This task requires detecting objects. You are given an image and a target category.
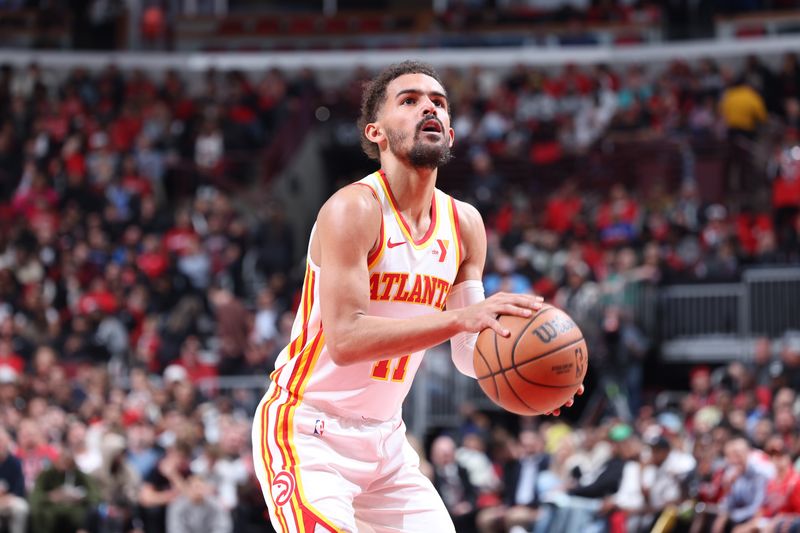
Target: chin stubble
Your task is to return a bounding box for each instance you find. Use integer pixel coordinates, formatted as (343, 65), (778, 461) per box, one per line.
(386, 122), (453, 169)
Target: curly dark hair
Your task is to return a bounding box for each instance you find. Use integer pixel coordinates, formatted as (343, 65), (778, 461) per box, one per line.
(357, 61), (446, 162)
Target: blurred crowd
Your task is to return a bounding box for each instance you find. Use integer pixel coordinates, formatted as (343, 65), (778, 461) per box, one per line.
(427, 337), (800, 533)
(0, 47), (799, 533)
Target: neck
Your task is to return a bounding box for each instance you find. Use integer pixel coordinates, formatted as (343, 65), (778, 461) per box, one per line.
(381, 158), (437, 222)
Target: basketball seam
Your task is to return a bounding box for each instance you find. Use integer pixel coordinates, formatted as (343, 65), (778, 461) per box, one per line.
(512, 337), (586, 387)
(480, 336), (585, 381)
(492, 324), (503, 379)
(474, 344), (499, 400)
(511, 367), (584, 388)
(493, 320), (540, 413)
(499, 368), (540, 413)
(511, 306), (559, 369)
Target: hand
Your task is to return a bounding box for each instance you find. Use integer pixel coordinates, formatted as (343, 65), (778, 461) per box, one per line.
(457, 292), (544, 337)
(599, 497), (616, 514)
(452, 501), (473, 516)
(48, 488), (67, 503)
(545, 384), (584, 416)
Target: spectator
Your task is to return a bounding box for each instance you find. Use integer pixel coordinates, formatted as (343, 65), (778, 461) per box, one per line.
(251, 288), (279, 346)
(597, 432), (645, 533)
(711, 438), (768, 533)
(477, 429), (549, 533)
(15, 418), (59, 492)
(29, 444), (99, 533)
(0, 426), (28, 533)
(190, 428), (248, 512)
(569, 423), (629, 499)
(732, 436), (800, 533)
(536, 423), (631, 533)
(455, 432), (500, 495)
(637, 435), (696, 531)
(86, 432), (140, 533)
(138, 442), (190, 533)
(166, 474), (232, 533)
(719, 76), (768, 205)
(208, 285), (250, 375)
(431, 435), (478, 533)
(125, 420), (161, 481)
(67, 419), (102, 475)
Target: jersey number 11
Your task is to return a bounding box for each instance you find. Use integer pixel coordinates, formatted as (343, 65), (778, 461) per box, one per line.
(370, 355), (410, 382)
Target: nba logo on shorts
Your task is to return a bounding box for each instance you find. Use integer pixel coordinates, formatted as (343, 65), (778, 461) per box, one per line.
(271, 471), (295, 507)
(314, 419), (325, 436)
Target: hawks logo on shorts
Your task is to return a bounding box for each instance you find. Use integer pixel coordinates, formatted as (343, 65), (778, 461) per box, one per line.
(271, 471), (296, 507)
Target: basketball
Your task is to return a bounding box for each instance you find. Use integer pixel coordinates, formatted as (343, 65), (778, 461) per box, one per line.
(473, 304), (588, 415)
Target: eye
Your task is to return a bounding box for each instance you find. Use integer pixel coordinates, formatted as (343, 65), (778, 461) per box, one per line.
(402, 97), (415, 105)
(434, 100), (445, 108)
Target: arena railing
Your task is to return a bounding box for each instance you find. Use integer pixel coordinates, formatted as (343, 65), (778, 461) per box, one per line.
(649, 267), (800, 362)
(2, 33), (800, 73)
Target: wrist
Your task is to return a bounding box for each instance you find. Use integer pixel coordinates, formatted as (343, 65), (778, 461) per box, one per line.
(446, 308), (466, 335)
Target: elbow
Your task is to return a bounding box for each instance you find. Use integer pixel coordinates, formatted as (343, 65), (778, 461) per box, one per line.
(325, 333), (358, 366)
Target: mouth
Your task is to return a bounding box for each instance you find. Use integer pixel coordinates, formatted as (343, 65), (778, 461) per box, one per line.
(419, 119), (443, 134)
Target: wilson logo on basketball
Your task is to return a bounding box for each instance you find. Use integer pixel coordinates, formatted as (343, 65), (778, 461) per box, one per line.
(575, 347), (586, 379)
(532, 316), (577, 343)
(550, 362), (574, 376)
(271, 471), (295, 507)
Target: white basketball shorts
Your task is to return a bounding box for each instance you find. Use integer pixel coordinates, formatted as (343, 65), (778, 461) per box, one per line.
(251, 382), (455, 533)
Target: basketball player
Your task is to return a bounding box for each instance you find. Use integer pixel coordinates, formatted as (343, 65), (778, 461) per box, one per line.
(252, 61), (583, 533)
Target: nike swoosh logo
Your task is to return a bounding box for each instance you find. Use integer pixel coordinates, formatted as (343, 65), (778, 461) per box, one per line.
(387, 238), (407, 249)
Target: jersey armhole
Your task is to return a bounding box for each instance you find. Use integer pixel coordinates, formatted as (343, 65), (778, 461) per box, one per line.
(349, 182), (384, 268)
(449, 197), (464, 268)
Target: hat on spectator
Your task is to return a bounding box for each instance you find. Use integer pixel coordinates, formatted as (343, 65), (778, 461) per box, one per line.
(122, 409), (144, 427)
(0, 367), (17, 384)
(608, 423), (633, 442)
(656, 412), (683, 436)
(647, 435), (671, 450)
(694, 406), (722, 432)
(163, 364), (188, 384)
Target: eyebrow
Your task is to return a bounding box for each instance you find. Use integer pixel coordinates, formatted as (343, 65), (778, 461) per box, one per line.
(395, 88), (449, 102)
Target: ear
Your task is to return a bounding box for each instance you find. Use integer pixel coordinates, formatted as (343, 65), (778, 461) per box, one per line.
(447, 126), (455, 148)
(365, 122), (385, 148)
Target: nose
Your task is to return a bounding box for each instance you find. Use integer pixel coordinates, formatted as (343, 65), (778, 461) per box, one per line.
(420, 96), (438, 118)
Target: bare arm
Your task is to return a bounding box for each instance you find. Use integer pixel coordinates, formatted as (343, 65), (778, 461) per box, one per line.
(317, 187), (540, 366)
(139, 482), (178, 507)
(452, 199), (487, 285)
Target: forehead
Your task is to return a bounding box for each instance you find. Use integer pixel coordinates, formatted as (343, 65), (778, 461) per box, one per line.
(385, 73), (447, 99)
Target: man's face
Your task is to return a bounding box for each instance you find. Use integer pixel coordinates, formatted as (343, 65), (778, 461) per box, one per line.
(651, 447), (669, 465)
(373, 73), (454, 169)
(724, 441), (748, 470)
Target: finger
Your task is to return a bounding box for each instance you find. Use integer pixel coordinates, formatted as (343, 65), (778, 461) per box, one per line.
(564, 398), (574, 408)
(496, 304), (534, 318)
(550, 408), (561, 417)
(577, 384), (585, 396)
(488, 319), (510, 338)
(517, 295), (544, 309)
(496, 294), (543, 309)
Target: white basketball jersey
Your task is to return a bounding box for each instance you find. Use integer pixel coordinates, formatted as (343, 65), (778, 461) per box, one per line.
(270, 170), (463, 421)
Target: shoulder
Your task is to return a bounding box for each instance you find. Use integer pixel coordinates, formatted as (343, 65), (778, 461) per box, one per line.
(451, 198), (485, 249)
(451, 198), (483, 231)
(318, 183), (382, 227)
